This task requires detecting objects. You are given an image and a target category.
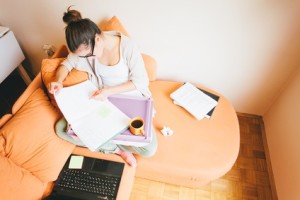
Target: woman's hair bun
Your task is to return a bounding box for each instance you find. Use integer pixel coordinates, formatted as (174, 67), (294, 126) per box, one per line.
(63, 6), (82, 24)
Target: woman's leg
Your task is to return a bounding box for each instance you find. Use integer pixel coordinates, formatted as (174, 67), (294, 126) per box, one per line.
(55, 117), (86, 147)
(55, 117), (158, 166)
(55, 117), (118, 153)
(114, 130), (157, 167)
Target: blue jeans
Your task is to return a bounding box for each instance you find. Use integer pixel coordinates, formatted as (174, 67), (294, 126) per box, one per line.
(55, 117), (157, 156)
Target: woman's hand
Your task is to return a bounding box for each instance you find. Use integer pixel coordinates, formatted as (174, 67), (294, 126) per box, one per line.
(90, 81), (135, 101)
(48, 81), (63, 95)
(90, 88), (112, 101)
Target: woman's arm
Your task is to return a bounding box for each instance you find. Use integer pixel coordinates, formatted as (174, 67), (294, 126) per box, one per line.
(124, 37), (149, 92)
(90, 81), (136, 100)
(48, 65), (69, 94)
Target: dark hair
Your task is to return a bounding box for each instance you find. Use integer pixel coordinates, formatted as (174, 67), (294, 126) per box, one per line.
(63, 6), (101, 52)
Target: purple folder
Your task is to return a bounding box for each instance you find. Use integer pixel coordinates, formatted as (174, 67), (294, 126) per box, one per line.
(108, 94), (153, 147)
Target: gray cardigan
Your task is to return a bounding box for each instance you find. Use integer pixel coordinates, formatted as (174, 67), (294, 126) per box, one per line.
(61, 31), (151, 97)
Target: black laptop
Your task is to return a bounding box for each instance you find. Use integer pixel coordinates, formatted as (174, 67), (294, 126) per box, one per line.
(45, 155), (124, 200)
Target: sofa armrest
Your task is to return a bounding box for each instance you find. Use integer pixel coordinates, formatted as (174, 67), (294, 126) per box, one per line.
(0, 114), (12, 128)
(12, 73), (43, 114)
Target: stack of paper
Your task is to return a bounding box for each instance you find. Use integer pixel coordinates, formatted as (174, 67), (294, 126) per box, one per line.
(54, 80), (130, 151)
(170, 82), (218, 120)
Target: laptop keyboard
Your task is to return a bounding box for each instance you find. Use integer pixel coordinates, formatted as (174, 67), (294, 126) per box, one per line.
(57, 168), (120, 198)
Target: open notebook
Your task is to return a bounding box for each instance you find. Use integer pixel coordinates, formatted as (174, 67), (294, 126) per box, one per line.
(54, 80), (130, 151)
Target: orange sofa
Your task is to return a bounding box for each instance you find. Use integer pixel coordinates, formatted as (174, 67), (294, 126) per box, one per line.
(0, 71), (135, 200)
(0, 16), (240, 200)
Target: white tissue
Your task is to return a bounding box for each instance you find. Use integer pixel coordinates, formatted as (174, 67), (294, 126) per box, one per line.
(161, 126), (174, 136)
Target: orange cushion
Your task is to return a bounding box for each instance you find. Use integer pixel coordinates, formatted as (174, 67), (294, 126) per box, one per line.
(41, 58), (89, 88)
(41, 58), (89, 107)
(0, 88), (75, 182)
(101, 16), (129, 36)
(141, 54), (157, 81)
(0, 114), (12, 128)
(0, 155), (46, 200)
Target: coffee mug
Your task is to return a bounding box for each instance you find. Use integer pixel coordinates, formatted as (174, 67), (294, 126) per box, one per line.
(129, 117), (144, 135)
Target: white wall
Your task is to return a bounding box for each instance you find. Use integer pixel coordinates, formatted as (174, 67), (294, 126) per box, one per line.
(263, 66), (300, 200)
(0, 0), (300, 115)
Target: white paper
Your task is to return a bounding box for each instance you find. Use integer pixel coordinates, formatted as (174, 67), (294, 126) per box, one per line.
(170, 82), (218, 120)
(55, 80), (130, 151)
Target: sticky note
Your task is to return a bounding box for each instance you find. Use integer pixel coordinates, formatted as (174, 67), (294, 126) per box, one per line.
(68, 155), (84, 169)
(99, 106), (111, 118)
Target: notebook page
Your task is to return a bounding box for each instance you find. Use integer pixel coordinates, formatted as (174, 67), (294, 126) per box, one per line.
(55, 80), (130, 151)
(170, 82), (218, 120)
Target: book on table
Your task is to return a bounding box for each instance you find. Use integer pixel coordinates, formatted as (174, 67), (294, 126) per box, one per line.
(54, 80), (130, 152)
(170, 82), (218, 120)
(198, 88), (220, 118)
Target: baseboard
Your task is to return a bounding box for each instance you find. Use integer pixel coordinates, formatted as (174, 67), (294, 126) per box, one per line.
(259, 117), (278, 200)
(237, 112), (278, 200)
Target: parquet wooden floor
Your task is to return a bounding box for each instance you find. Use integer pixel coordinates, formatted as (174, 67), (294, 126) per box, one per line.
(130, 113), (275, 200)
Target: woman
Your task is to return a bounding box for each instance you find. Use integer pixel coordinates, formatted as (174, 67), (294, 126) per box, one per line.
(48, 7), (157, 167)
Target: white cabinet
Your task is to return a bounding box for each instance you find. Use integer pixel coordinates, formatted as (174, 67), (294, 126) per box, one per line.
(0, 26), (31, 85)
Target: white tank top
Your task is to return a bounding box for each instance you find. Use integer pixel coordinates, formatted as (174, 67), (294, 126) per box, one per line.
(95, 56), (128, 87)
(95, 56), (143, 97)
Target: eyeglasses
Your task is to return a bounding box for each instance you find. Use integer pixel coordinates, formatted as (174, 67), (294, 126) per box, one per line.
(79, 39), (95, 58)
